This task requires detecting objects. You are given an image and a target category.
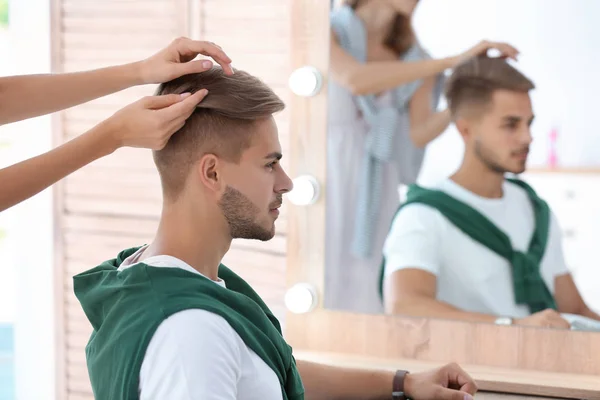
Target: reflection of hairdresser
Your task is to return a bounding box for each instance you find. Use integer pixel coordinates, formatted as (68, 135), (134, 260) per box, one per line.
(325, 0), (519, 313)
(0, 38), (233, 213)
(381, 56), (600, 328)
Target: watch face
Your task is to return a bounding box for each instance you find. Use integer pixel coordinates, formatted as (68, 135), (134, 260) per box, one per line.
(392, 392), (407, 400)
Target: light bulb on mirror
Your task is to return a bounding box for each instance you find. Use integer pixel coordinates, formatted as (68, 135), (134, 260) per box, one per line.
(284, 283), (318, 314)
(288, 66), (323, 97)
(287, 175), (320, 206)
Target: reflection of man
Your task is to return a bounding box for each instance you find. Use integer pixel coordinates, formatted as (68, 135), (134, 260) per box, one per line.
(381, 56), (600, 329)
(74, 68), (478, 400)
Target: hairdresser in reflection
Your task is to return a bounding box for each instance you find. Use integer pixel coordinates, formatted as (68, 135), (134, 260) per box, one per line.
(325, 0), (519, 313)
(381, 56), (600, 329)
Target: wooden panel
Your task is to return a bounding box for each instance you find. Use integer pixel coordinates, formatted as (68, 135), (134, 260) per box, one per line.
(285, 0), (329, 292)
(54, 0), (188, 399)
(203, 0), (288, 19)
(62, 1), (179, 17)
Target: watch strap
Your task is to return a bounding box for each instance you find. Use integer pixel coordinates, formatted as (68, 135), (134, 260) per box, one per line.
(392, 370), (410, 400)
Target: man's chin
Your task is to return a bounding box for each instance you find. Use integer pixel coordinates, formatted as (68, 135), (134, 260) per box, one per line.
(504, 159), (528, 175)
(254, 232), (275, 242)
(236, 225), (276, 242)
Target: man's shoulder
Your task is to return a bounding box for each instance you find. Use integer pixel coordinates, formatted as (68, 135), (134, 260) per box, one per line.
(390, 199), (447, 236)
(504, 178), (556, 213)
(395, 181), (450, 222)
(140, 310), (245, 398)
(151, 309), (243, 356)
(161, 309), (238, 338)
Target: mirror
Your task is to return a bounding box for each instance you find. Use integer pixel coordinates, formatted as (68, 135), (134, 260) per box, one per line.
(322, 0), (600, 334)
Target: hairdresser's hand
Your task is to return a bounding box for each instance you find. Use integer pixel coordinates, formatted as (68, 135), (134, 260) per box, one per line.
(514, 309), (571, 329)
(135, 37), (234, 84)
(453, 40), (520, 67)
(100, 90), (208, 151)
(404, 363), (478, 400)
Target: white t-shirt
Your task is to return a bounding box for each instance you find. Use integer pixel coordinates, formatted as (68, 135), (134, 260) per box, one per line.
(119, 248), (283, 400)
(383, 179), (569, 318)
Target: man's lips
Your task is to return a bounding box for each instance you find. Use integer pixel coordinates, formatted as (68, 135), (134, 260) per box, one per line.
(513, 150), (529, 159)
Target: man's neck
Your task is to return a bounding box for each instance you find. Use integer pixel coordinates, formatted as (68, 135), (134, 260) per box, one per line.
(450, 158), (506, 199)
(142, 203), (231, 281)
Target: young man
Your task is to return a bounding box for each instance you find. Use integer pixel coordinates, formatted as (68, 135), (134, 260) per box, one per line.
(74, 67), (478, 400)
(382, 56), (600, 329)
(0, 37), (233, 212)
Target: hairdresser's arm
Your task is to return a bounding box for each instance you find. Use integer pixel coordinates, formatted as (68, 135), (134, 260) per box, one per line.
(330, 36), (519, 96)
(408, 77), (451, 148)
(0, 91), (206, 212)
(0, 37), (232, 125)
(329, 34), (453, 96)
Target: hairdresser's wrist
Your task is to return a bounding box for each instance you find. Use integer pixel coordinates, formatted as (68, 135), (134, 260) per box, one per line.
(445, 56), (461, 70)
(90, 117), (123, 156)
(120, 61), (146, 86)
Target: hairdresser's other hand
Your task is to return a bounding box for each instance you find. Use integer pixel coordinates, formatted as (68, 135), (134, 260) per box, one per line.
(404, 362), (478, 400)
(453, 40), (520, 67)
(101, 90), (208, 151)
(136, 37), (234, 84)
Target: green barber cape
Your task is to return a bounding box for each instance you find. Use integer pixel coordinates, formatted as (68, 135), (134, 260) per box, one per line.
(379, 178), (557, 314)
(73, 246), (305, 400)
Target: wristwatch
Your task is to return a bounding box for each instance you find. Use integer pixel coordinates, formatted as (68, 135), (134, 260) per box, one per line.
(494, 316), (514, 326)
(392, 369), (411, 400)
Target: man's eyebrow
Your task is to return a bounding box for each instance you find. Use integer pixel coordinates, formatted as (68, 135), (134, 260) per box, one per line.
(502, 116), (521, 123)
(264, 152), (282, 160)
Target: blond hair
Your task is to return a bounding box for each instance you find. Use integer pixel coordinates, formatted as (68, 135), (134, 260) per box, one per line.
(445, 55), (535, 119)
(153, 67), (285, 199)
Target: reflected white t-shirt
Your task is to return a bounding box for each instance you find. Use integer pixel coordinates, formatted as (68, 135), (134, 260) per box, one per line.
(383, 179), (569, 318)
(119, 248), (282, 400)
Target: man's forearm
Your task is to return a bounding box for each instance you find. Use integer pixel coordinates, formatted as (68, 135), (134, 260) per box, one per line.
(297, 360), (394, 400)
(388, 297), (498, 324)
(0, 121), (117, 212)
(580, 306), (600, 321)
(0, 63), (141, 125)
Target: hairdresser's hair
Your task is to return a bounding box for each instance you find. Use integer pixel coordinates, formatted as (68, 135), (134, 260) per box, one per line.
(153, 67), (285, 200)
(445, 55), (535, 119)
(344, 0), (414, 57)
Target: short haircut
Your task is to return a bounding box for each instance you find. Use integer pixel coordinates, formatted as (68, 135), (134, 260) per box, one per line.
(445, 55), (535, 119)
(153, 67), (285, 200)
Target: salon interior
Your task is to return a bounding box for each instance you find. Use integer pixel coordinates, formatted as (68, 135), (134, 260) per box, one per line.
(1, 0), (599, 399)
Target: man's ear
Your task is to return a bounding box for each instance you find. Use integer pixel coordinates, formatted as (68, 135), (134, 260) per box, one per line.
(197, 154), (223, 193)
(454, 116), (471, 141)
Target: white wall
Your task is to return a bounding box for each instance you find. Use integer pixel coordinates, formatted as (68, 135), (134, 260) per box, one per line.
(8, 0), (55, 399)
(0, 25), (16, 324)
(413, 0), (600, 184)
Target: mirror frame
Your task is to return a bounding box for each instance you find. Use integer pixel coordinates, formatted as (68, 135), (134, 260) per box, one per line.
(284, 0), (600, 398)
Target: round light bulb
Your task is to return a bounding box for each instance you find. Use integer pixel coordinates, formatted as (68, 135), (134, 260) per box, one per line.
(287, 175), (320, 206)
(284, 283), (317, 314)
(288, 66), (322, 97)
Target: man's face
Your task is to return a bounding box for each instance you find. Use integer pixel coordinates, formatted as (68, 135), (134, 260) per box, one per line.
(217, 117), (293, 241)
(462, 90), (534, 174)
